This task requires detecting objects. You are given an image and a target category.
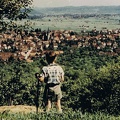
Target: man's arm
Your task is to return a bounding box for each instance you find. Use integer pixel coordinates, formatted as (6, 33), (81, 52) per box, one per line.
(61, 75), (64, 82)
(60, 67), (64, 82)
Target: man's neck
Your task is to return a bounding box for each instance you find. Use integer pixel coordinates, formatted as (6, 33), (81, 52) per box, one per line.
(49, 62), (56, 65)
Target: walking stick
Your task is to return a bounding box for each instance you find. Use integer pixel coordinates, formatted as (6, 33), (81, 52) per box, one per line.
(35, 73), (40, 114)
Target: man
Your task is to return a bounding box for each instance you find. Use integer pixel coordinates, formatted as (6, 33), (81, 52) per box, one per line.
(36, 51), (64, 113)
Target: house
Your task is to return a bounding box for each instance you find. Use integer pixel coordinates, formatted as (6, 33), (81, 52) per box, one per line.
(53, 42), (58, 50)
(115, 48), (120, 54)
(0, 52), (13, 61)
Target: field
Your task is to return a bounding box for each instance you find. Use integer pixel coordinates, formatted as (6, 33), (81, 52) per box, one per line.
(15, 15), (120, 33)
(0, 105), (120, 120)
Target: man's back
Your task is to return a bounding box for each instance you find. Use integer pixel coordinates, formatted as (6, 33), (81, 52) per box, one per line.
(42, 63), (64, 84)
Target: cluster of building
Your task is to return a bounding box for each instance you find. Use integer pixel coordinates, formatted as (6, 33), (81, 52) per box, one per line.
(0, 26), (120, 62)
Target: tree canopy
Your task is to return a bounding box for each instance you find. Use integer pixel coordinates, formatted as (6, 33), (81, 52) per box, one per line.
(0, 0), (33, 20)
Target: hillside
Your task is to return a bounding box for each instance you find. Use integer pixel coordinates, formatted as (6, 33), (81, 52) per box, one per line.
(30, 6), (120, 15)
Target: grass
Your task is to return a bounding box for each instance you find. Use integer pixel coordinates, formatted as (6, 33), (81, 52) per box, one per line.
(13, 15), (120, 33)
(0, 110), (120, 120)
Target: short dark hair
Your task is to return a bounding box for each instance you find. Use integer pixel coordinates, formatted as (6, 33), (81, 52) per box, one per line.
(46, 51), (57, 64)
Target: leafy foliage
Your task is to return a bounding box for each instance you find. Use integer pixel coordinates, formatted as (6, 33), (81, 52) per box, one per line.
(58, 48), (120, 115)
(0, 47), (120, 115)
(0, 0), (33, 20)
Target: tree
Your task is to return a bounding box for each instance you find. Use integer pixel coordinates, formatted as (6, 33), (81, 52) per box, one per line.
(0, 0), (33, 20)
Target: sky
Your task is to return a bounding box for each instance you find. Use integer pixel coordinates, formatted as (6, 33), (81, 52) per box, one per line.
(32, 0), (120, 8)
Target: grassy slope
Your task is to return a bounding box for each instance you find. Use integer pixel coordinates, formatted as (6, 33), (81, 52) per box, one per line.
(0, 105), (119, 120)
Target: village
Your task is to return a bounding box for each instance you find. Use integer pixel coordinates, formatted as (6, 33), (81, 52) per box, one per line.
(0, 21), (120, 62)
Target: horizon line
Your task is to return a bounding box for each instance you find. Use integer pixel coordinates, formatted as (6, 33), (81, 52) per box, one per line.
(32, 5), (120, 8)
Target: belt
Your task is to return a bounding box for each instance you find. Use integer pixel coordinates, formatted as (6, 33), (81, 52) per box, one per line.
(47, 83), (59, 87)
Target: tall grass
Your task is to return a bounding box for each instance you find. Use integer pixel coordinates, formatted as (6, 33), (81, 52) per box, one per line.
(0, 110), (120, 120)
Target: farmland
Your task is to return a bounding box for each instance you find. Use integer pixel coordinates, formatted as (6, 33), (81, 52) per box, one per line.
(13, 6), (120, 33)
(15, 14), (120, 33)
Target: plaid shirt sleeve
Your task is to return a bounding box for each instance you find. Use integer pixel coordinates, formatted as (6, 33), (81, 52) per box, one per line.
(41, 66), (48, 78)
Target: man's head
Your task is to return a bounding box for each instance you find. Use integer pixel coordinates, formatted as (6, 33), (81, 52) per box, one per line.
(46, 51), (57, 64)
(45, 51), (63, 64)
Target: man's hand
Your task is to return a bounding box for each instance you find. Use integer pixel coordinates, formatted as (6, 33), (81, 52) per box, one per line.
(35, 73), (44, 82)
(35, 73), (40, 79)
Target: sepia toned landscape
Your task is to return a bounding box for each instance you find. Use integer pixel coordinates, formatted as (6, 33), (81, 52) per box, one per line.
(0, 2), (120, 120)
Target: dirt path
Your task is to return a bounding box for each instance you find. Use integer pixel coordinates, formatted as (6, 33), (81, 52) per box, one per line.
(0, 105), (42, 114)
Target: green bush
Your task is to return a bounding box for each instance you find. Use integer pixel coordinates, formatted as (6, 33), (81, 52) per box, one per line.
(62, 56), (120, 115)
(0, 48), (120, 115)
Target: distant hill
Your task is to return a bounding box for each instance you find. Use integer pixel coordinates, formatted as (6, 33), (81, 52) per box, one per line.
(30, 6), (120, 15)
